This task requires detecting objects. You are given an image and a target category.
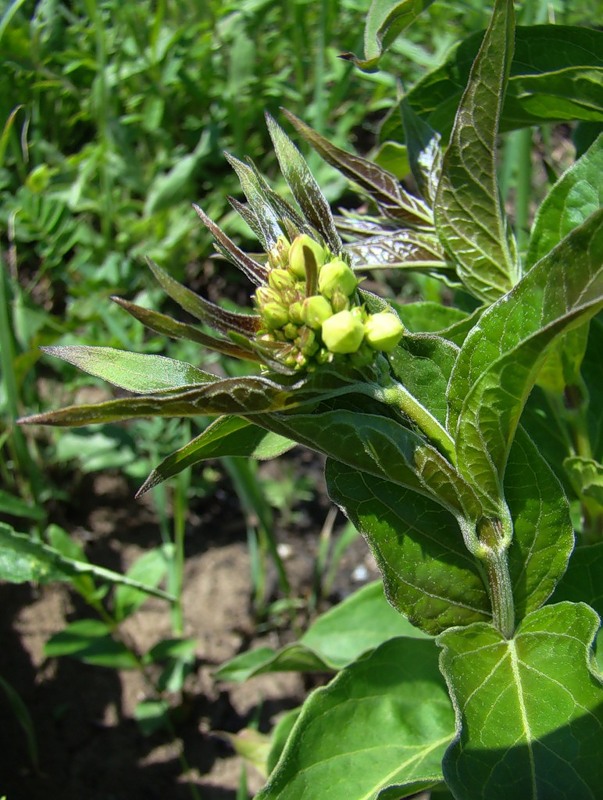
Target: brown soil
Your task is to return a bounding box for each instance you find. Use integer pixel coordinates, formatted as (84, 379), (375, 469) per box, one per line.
(0, 456), (379, 800)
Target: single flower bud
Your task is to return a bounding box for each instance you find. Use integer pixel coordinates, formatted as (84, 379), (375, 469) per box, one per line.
(296, 326), (318, 356)
(268, 268), (296, 293)
(321, 310), (365, 354)
(283, 323), (299, 341)
(262, 302), (289, 330)
(364, 312), (404, 352)
(318, 258), (357, 298)
(268, 235), (291, 269)
(302, 295), (332, 330)
(255, 286), (281, 308)
(289, 300), (304, 325)
(288, 234), (326, 279)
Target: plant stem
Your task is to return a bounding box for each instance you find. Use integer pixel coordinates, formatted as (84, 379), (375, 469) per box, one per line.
(368, 377), (457, 466)
(477, 514), (515, 638)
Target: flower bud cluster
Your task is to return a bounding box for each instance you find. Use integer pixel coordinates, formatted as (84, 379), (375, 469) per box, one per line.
(255, 234), (404, 370)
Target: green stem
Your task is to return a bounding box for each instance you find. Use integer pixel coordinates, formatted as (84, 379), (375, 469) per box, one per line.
(476, 513), (515, 638)
(369, 377), (457, 466)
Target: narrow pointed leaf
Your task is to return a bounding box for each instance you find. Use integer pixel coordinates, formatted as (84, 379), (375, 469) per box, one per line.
(265, 114), (342, 253)
(112, 297), (261, 362)
(256, 637), (454, 800)
(527, 134), (603, 268)
(41, 345), (214, 394)
(0, 523), (174, 601)
(435, 0), (519, 303)
(225, 153), (284, 249)
(283, 110), (433, 226)
(439, 603), (603, 800)
(448, 210), (603, 504)
(326, 460), (490, 634)
(400, 98), (442, 206)
(138, 416), (294, 496)
(193, 204), (269, 284)
(216, 581), (428, 681)
(345, 230), (449, 277)
(147, 258), (259, 336)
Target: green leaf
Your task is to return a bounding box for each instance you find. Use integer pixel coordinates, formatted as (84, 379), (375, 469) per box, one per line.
(134, 699), (170, 736)
(45, 619), (139, 669)
(326, 462), (490, 634)
(381, 26), (603, 144)
(564, 457), (603, 506)
(42, 345), (214, 394)
(448, 210), (603, 505)
(0, 489), (45, 521)
(505, 428), (574, 620)
(438, 603), (603, 799)
(393, 302), (468, 334)
(112, 297), (261, 363)
(265, 114), (342, 254)
(372, 141), (410, 180)
(0, 522), (174, 601)
(583, 314), (603, 460)
(435, 0), (519, 303)
(349, 0), (436, 72)
(113, 547), (170, 621)
(256, 637), (454, 800)
(400, 98), (442, 206)
(137, 416), (294, 496)
(552, 542), (603, 617)
(527, 134), (603, 268)
(0, 674), (38, 769)
(345, 230), (448, 277)
(216, 581), (428, 681)
(283, 110), (432, 227)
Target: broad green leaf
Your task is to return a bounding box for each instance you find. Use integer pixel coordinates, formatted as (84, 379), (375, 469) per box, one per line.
(400, 98), (442, 206)
(448, 210), (603, 505)
(266, 114), (341, 254)
(534, 323), (590, 394)
(439, 603), (603, 800)
(435, 0), (519, 303)
(283, 110), (432, 226)
(583, 313), (603, 460)
(138, 416), (294, 496)
(527, 134), (603, 268)
(0, 523), (174, 601)
(381, 26), (603, 144)
(372, 141), (410, 179)
(505, 428), (574, 621)
(388, 331), (458, 428)
(348, 0), (436, 72)
(45, 619), (139, 669)
(267, 708), (302, 775)
(326, 461), (490, 634)
(552, 542), (603, 618)
(113, 547), (170, 621)
(216, 581), (428, 681)
(267, 407), (480, 521)
(256, 637), (454, 800)
(41, 345), (214, 394)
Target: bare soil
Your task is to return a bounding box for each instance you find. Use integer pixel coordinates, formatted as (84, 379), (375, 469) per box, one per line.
(0, 457), (379, 800)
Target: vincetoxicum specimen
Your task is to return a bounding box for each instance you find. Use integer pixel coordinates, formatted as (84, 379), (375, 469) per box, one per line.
(20, 1), (603, 797)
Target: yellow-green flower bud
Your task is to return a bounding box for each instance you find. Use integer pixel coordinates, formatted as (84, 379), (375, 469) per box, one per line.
(289, 300), (304, 325)
(318, 258), (357, 298)
(302, 295), (332, 330)
(268, 268), (296, 293)
(297, 326), (318, 356)
(262, 302), (289, 330)
(321, 310), (365, 354)
(283, 323), (299, 341)
(364, 312), (404, 352)
(268, 235), (291, 269)
(288, 234), (326, 279)
(255, 286), (281, 308)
